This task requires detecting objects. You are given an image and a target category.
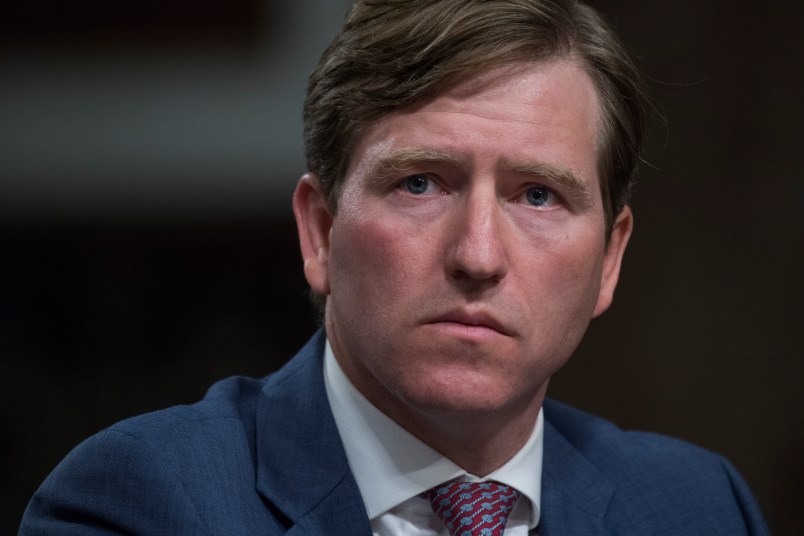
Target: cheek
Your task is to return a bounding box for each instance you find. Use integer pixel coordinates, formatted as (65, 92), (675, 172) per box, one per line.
(518, 233), (605, 321)
(328, 214), (431, 303)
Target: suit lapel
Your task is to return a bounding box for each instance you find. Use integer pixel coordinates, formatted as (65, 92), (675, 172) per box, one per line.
(254, 330), (373, 535)
(538, 416), (617, 536)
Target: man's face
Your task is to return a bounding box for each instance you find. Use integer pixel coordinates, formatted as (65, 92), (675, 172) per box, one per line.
(295, 60), (632, 432)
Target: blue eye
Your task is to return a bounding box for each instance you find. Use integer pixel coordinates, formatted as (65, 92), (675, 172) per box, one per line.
(525, 186), (550, 207)
(403, 174), (430, 195)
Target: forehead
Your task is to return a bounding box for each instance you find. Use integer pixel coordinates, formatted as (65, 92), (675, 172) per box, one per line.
(423, 60), (597, 116)
(345, 60), (602, 186)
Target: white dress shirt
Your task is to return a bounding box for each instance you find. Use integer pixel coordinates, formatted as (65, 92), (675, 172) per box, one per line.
(323, 341), (543, 535)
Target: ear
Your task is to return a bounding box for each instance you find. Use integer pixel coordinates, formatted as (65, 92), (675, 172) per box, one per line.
(292, 173), (333, 295)
(592, 205), (633, 318)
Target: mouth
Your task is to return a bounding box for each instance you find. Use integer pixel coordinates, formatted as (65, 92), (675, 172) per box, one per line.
(425, 309), (514, 338)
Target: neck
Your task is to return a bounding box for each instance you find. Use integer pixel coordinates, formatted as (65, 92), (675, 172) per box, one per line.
(399, 388), (546, 476)
(325, 319), (549, 476)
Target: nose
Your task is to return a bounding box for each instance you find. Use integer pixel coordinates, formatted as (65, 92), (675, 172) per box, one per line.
(445, 191), (509, 286)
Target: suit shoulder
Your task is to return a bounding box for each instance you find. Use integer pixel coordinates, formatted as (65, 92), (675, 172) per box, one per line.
(78, 374), (269, 483)
(111, 374), (266, 438)
(543, 397), (725, 471)
(20, 375), (279, 535)
(68, 374), (271, 492)
(542, 398), (770, 534)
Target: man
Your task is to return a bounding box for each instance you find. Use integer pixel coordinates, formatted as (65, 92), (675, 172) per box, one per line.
(20, 1), (769, 534)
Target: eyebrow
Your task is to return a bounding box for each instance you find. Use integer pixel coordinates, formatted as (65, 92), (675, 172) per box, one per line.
(503, 159), (594, 210)
(370, 147), (465, 180)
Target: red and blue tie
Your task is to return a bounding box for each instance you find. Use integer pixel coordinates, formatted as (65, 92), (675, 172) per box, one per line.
(424, 481), (521, 536)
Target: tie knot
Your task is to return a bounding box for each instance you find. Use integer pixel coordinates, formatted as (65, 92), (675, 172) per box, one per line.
(424, 481), (520, 536)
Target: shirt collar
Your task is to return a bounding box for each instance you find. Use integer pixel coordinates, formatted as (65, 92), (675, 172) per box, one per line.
(323, 340), (543, 529)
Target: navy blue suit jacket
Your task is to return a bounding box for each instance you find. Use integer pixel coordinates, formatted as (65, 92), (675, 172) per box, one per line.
(20, 331), (769, 535)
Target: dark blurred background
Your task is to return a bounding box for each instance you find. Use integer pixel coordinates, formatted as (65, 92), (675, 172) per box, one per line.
(1, 0), (801, 534)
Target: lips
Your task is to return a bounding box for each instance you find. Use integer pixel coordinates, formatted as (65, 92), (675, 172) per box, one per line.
(426, 309), (514, 337)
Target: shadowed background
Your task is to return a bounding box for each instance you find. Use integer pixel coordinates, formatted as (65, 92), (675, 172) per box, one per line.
(1, 0), (801, 534)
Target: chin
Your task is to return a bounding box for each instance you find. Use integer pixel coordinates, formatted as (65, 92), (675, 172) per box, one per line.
(396, 370), (523, 415)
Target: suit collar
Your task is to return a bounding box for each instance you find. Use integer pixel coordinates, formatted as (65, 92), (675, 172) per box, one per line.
(254, 329), (372, 534)
(538, 406), (617, 535)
